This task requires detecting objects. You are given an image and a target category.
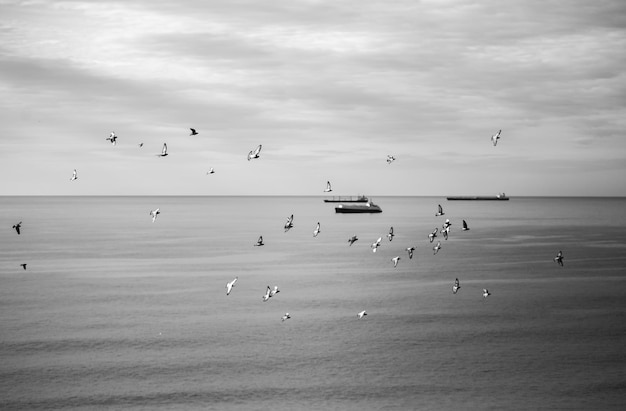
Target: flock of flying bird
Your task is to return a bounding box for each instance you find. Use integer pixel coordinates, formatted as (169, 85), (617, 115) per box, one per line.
(13, 127), (566, 321)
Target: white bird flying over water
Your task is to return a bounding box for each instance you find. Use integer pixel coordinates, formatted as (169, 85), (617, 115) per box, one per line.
(462, 220), (470, 231)
(254, 236), (264, 246)
(284, 214), (294, 232)
(386, 155), (395, 164)
(313, 222), (321, 237)
(357, 310), (367, 319)
(428, 228), (438, 243)
(262, 286), (272, 302)
(207, 168), (215, 174)
(554, 250), (564, 266)
(281, 313), (291, 321)
(324, 181), (332, 192)
(406, 247), (415, 259)
(270, 286), (280, 297)
(190, 128), (198, 136)
(433, 241), (441, 254)
(106, 132), (117, 145)
(391, 256), (400, 267)
(156, 143), (168, 157)
(387, 226), (394, 241)
(248, 145), (262, 161)
(491, 129), (502, 146)
(453, 278), (460, 294)
(348, 235), (358, 246)
(226, 277), (237, 295)
(149, 208), (160, 222)
(442, 226), (449, 240)
(371, 237), (382, 252)
(70, 169), (77, 181)
(483, 288), (491, 298)
(435, 204), (445, 216)
(12, 221), (22, 235)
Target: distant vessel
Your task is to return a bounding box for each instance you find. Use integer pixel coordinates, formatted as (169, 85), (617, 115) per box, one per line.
(447, 193), (509, 201)
(324, 195), (369, 203)
(335, 201), (382, 213)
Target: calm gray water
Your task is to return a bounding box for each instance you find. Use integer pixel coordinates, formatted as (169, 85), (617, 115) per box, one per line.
(1, 196), (625, 410)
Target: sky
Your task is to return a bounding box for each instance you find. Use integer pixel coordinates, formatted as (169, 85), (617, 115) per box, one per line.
(1, 0), (625, 196)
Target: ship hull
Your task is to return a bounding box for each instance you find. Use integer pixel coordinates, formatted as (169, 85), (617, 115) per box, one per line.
(446, 196), (509, 201)
(335, 204), (382, 213)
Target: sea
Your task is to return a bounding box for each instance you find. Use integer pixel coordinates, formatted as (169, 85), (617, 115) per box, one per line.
(1, 196), (625, 410)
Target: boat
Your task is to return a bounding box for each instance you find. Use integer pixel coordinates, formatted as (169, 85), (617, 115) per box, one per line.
(447, 193), (509, 201)
(324, 195), (369, 203)
(335, 201), (382, 213)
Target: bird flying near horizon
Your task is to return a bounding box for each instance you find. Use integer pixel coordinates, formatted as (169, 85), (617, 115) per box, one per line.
(248, 145), (262, 161)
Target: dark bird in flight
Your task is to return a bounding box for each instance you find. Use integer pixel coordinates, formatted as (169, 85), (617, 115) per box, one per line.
(190, 128), (198, 136)
(348, 235), (358, 246)
(462, 220), (470, 231)
(20, 263), (27, 270)
(554, 250), (564, 266)
(12, 221), (22, 235)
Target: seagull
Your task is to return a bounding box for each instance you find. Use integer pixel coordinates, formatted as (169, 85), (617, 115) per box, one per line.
(391, 256), (400, 267)
(348, 235), (358, 246)
(149, 208), (160, 222)
(453, 278), (460, 294)
(269, 286), (280, 297)
(106, 132), (117, 145)
(284, 214), (294, 232)
(443, 219), (451, 230)
(371, 237), (382, 252)
(247, 144), (262, 161)
(254, 236), (264, 246)
(207, 168), (215, 174)
(20, 263), (27, 270)
(433, 241), (441, 255)
(406, 247), (415, 259)
(324, 181), (332, 192)
(226, 277), (237, 295)
(483, 288), (491, 298)
(491, 129), (502, 146)
(156, 143), (168, 157)
(189, 128), (198, 136)
(428, 228), (438, 243)
(435, 204), (445, 216)
(441, 226), (449, 240)
(281, 313), (291, 322)
(387, 226), (394, 241)
(386, 155), (395, 164)
(554, 250), (564, 266)
(357, 310), (367, 319)
(12, 222), (22, 235)
(138, 143), (144, 148)
(462, 220), (470, 231)
(70, 169), (77, 181)
(262, 286), (272, 302)
(313, 222), (321, 237)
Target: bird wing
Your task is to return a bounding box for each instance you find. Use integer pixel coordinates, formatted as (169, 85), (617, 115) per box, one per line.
(254, 145), (262, 156)
(162, 143), (167, 154)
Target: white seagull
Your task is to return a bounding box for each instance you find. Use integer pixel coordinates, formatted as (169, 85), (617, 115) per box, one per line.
(462, 220), (470, 231)
(284, 214), (294, 232)
(433, 241), (441, 255)
(281, 313), (291, 322)
(247, 144), (262, 161)
(190, 128), (198, 136)
(262, 286), (272, 302)
(357, 310), (367, 319)
(226, 277), (237, 295)
(371, 237), (382, 252)
(428, 228), (438, 243)
(435, 204), (445, 216)
(324, 181), (332, 192)
(348, 235), (358, 246)
(149, 208), (160, 222)
(441, 226), (450, 240)
(406, 247), (415, 259)
(269, 286), (280, 297)
(156, 143), (168, 157)
(254, 235), (264, 246)
(70, 169), (78, 181)
(207, 168), (215, 174)
(554, 250), (564, 266)
(453, 278), (460, 294)
(386, 155), (396, 164)
(491, 129), (502, 146)
(483, 288), (491, 299)
(313, 222), (321, 237)
(391, 256), (400, 267)
(106, 132), (117, 145)
(387, 226), (394, 241)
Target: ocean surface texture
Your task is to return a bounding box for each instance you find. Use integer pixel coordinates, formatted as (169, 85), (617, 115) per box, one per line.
(1, 196), (625, 410)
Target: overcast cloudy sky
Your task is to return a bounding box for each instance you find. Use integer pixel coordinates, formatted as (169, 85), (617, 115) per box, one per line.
(1, 0), (624, 196)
